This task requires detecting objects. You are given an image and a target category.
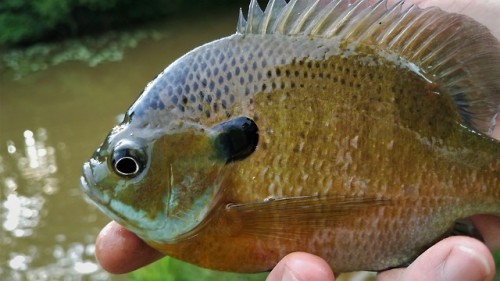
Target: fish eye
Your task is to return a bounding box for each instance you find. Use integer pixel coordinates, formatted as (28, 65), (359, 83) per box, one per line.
(110, 141), (147, 178)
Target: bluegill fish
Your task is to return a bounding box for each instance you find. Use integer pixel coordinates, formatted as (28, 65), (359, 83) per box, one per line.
(81, 0), (500, 273)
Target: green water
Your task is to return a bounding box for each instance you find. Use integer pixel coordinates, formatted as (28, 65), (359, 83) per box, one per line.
(0, 11), (237, 281)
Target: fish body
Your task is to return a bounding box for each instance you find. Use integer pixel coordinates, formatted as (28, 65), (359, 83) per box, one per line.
(81, 0), (500, 273)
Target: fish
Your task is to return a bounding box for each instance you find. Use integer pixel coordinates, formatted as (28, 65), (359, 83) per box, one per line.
(80, 0), (500, 273)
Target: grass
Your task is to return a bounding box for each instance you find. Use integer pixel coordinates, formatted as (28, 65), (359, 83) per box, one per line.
(494, 251), (500, 281)
(129, 257), (268, 281)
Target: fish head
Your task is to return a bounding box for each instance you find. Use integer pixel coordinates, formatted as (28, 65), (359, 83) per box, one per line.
(80, 115), (256, 243)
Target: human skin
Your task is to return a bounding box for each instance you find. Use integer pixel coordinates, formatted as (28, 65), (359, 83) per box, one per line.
(94, 0), (500, 280)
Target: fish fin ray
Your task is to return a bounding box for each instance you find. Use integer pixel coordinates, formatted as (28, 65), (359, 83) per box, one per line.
(226, 195), (391, 239)
(271, 0), (297, 34)
(259, 0), (288, 34)
(246, 0), (264, 34)
(237, 8), (247, 34)
(305, 0), (345, 36)
(352, 0), (405, 44)
(288, 0), (321, 34)
(386, 9), (500, 135)
(450, 218), (484, 241)
(323, 0), (372, 38)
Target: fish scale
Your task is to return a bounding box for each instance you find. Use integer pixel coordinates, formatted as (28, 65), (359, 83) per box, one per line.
(82, 0), (500, 273)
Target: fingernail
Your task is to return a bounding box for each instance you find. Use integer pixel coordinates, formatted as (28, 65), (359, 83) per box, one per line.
(281, 266), (299, 281)
(442, 245), (491, 281)
(458, 245), (491, 276)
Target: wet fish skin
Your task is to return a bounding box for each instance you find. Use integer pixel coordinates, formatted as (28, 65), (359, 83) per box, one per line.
(81, 0), (500, 273)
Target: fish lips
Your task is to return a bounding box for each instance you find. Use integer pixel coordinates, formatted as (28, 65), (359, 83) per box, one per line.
(81, 161), (167, 234)
(81, 161), (110, 206)
(81, 162), (129, 226)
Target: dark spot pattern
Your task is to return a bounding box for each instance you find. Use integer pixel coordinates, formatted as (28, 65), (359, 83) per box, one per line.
(129, 34), (391, 126)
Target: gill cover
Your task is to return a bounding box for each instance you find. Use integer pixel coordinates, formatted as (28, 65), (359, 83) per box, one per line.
(129, 117), (258, 242)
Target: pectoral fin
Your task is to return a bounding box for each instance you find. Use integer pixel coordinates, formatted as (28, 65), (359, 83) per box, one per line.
(451, 218), (484, 241)
(226, 195), (391, 239)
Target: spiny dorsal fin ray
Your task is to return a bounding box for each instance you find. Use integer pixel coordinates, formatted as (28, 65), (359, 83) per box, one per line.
(247, 0), (264, 33)
(289, 0), (322, 35)
(237, 8), (247, 34)
(304, 0), (349, 35)
(275, 0), (301, 34)
(340, 0), (390, 43)
(259, 0), (287, 34)
(237, 0), (500, 135)
(324, 0), (371, 38)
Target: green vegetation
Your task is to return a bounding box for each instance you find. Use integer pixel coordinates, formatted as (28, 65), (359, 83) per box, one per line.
(129, 256), (268, 281)
(0, 0), (246, 46)
(130, 252), (500, 281)
(1, 27), (166, 79)
(0, 0), (252, 79)
(495, 251), (500, 281)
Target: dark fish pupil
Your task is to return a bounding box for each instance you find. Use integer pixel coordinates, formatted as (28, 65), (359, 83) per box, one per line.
(110, 144), (147, 178)
(115, 157), (139, 175)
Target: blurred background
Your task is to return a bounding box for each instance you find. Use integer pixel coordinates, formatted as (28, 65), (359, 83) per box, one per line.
(0, 0), (497, 280)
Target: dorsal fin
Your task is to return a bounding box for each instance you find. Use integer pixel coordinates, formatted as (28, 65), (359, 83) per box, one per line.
(259, 0), (287, 34)
(237, 0), (500, 135)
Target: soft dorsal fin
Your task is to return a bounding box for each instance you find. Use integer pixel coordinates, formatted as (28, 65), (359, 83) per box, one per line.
(237, 0), (500, 135)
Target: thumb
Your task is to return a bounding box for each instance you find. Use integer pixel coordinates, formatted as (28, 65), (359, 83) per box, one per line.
(378, 236), (495, 281)
(266, 252), (335, 281)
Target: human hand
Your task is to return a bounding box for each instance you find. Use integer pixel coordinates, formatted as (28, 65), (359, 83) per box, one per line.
(95, 221), (163, 273)
(267, 234), (496, 281)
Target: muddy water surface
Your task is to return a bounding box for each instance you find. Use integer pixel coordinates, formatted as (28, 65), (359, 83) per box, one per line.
(0, 12), (236, 281)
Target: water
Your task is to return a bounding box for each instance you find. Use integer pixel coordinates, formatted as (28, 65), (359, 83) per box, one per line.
(0, 11), (237, 281)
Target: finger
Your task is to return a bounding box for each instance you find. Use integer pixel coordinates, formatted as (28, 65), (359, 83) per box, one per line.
(472, 214), (500, 251)
(377, 236), (494, 281)
(266, 252), (335, 281)
(95, 221), (164, 274)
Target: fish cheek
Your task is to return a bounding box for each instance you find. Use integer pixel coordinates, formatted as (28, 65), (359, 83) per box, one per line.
(108, 139), (174, 220)
(130, 171), (169, 220)
(140, 129), (227, 217)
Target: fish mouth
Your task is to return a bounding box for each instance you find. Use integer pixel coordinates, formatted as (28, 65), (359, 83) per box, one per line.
(81, 162), (162, 233)
(81, 162), (110, 205)
(81, 163), (129, 226)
